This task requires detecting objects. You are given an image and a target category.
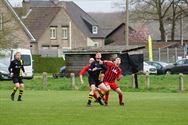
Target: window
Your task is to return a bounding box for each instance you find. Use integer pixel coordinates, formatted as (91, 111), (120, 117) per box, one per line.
(51, 45), (59, 49)
(62, 26), (68, 40)
(50, 27), (57, 39)
(176, 60), (185, 65)
(0, 13), (3, 30)
(92, 26), (98, 34)
(42, 45), (50, 49)
(21, 55), (31, 66)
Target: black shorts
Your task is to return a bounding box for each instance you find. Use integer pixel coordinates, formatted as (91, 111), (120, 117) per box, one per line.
(12, 77), (24, 84)
(88, 77), (102, 87)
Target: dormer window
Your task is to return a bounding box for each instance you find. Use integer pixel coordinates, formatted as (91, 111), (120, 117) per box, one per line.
(92, 26), (98, 34)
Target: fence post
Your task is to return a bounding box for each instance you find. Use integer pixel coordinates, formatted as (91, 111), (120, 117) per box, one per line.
(175, 47), (177, 62)
(42, 72), (48, 89)
(158, 48), (161, 61)
(167, 48), (169, 63)
(179, 73), (184, 91)
(134, 74), (139, 88)
(70, 73), (76, 89)
(132, 74), (135, 88)
(145, 72), (150, 89)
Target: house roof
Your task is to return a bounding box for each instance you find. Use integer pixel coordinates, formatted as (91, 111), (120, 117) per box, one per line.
(63, 1), (104, 38)
(106, 23), (135, 38)
(23, 7), (61, 41)
(89, 12), (188, 41)
(63, 45), (145, 54)
(3, 0), (36, 42)
(22, 1), (105, 40)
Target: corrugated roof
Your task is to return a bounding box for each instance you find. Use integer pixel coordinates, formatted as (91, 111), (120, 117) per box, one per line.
(63, 45), (145, 54)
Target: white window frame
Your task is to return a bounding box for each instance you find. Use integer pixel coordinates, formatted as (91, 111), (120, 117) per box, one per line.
(62, 26), (68, 40)
(50, 27), (57, 40)
(92, 26), (98, 34)
(0, 14), (3, 31)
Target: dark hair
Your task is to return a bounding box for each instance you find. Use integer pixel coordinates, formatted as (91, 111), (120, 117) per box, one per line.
(111, 57), (121, 62)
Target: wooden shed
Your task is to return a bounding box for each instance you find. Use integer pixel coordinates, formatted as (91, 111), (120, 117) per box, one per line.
(64, 45), (145, 75)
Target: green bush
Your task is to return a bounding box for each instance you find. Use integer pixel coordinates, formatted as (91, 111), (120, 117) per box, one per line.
(33, 55), (65, 73)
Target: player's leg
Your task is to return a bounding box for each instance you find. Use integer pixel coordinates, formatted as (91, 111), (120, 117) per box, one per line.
(18, 83), (24, 101)
(89, 87), (98, 101)
(10, 77), (19, 101)
(87, 84), (96, 106)
(104, 82), (111, 106)
(17, 77), (24, 101)
(93, 92), (98, 101)
(110, 82), (124, 106)
(97, 83), (109, 105)
(114, 88), (124, 106)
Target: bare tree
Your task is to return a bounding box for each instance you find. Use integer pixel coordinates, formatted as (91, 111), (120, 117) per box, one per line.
(114, 0), (188, 42)
(0, 14), (19, 49)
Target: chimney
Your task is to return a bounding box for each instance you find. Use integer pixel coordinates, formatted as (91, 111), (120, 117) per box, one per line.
(50, 0), (59, 5)
(22, 0), (31, 17)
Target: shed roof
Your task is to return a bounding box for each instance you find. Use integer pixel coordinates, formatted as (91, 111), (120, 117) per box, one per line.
(64, 45), (145, 54)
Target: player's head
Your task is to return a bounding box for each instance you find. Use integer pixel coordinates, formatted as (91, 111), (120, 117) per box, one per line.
(113, 57), (121, 65)
(15, 52), (21, 60)
(95, 52), (102, 61)
(89, 58), (95, 64)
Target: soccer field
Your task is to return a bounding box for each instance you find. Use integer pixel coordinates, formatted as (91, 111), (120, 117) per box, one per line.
(0, 90), (188, 125)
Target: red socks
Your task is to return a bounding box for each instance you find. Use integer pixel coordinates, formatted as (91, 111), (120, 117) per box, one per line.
(119, 94), (123, 105)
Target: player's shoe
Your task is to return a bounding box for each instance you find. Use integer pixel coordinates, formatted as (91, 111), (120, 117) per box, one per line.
(87, 102), (92, 107)
(120, 102), (124, 106)
(104, 101), (108, 106)
(10, 94), (14, 101)
(94, 99), (98, 103)
(17, 98), (22, 101)
(98, 98), (105, 106)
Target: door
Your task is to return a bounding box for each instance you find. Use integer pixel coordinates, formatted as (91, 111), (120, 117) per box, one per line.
(172, 60), (185, 74)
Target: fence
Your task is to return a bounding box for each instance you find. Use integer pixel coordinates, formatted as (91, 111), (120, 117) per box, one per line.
(143, 47), (187, 63)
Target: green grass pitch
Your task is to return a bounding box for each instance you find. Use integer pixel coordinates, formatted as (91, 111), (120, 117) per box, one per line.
(0, 90), (188, 125)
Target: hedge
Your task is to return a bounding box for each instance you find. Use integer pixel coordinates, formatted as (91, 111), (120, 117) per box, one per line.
(33, 55), (65, 73)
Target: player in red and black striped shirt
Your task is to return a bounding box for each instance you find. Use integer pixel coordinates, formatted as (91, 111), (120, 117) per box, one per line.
(104, 57), (124, 106)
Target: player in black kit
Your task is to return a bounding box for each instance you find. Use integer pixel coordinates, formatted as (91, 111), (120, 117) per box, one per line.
(9, 52), (26, 101)
(87, 52), (109, 106)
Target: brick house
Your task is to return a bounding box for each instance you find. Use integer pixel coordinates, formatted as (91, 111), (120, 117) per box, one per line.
(20, 0), (105, 55)
(0, 0), (35, 49)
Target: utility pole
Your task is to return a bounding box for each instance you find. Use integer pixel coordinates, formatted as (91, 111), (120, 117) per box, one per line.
(180, 13), (183, 46)
(125, 0), (129, 46)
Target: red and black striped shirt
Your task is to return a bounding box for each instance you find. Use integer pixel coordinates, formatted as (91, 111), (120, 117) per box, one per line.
(103, 61), (123, 83)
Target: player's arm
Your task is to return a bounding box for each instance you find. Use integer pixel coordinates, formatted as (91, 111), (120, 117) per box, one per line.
(88, 62), (97, 72)
(79, 65), (89, 84)
(117, 69), (123, 81)
(21, 62), (25, 73)
(8, 61), (14, 74)
(100, 61), (107, 81)
(21, 60), (26, 76)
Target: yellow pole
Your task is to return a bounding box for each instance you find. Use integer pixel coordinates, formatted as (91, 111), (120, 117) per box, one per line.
(148, 35), (153, 61)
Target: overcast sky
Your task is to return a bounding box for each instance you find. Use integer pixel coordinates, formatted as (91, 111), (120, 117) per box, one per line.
(8, 0), (124, 12)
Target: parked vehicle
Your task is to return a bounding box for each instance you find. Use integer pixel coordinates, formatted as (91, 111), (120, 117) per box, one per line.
(145, 61), (171, 74)
(165, 58), (188, 74)
(0, 63), (11, 80)
(143, 62), (157, 74)
(53, 66), (66, 78)
(11, 49), (34, 79)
